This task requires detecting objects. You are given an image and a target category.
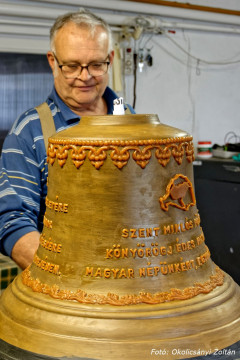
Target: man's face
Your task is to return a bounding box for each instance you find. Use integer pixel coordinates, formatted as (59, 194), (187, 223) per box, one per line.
(47, 22), (113, 112)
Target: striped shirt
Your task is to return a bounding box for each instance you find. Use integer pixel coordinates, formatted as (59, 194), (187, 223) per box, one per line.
(0, 86), (129, 256)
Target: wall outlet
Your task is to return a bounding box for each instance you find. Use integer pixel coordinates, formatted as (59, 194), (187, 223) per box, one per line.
(124, 47), (134, 75)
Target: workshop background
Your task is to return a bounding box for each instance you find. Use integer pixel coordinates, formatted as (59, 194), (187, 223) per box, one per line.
(0, 0), (239, 288)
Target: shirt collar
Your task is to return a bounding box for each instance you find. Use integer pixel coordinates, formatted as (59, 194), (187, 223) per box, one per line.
(103, 86), (118, 114)
(48, 86), (118, 122)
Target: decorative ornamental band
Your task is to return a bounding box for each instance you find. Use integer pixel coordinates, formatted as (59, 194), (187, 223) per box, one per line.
(22, 267), (224, 306)
(47, 137), (194, 169)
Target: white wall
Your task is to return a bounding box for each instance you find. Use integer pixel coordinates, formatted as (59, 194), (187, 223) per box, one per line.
(124, 29), (240, 145)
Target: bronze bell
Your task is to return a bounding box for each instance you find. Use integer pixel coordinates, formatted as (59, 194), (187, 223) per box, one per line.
(0, 114), (239, 360)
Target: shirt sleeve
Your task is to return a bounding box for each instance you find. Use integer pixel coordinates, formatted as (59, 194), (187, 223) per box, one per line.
(0, 110), (47, 256)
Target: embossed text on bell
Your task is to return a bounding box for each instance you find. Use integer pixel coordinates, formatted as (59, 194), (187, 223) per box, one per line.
(0, 113), (239, 360)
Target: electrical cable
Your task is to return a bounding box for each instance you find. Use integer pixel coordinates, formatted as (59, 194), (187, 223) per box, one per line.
(162, 30), (240, 66)
(139, 33), (154, 49)
(152, 35), (240, 74)
(132, 52), (138, 109)
(224, 131), (240, 144)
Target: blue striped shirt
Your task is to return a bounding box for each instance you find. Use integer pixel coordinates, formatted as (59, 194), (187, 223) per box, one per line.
(0, 86), (131, 256)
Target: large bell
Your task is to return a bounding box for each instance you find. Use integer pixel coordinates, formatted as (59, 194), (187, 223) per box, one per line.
(0, 114), (239, 360)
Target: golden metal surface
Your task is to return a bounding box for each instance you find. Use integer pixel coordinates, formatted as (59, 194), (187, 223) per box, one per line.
(0, 114), (239, 359)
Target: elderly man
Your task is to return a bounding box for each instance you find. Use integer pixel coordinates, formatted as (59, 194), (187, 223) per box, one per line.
(0, 9), (134, 269)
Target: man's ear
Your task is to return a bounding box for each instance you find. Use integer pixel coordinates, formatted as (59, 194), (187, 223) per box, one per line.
(109, 50), (114, 65)
(47, 51), (55, 72)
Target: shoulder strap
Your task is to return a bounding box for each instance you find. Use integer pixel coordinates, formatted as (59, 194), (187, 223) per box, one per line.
(35, 102), (56, 153)
(36, 102), (131, 151)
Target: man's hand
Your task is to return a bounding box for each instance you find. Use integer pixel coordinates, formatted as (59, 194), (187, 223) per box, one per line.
(11, 231), (40, 269)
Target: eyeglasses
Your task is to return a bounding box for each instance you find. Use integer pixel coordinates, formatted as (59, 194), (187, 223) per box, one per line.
(53, 53), (110, 79)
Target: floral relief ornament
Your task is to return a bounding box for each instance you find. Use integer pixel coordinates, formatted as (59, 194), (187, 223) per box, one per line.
(47, 137), (195, 170)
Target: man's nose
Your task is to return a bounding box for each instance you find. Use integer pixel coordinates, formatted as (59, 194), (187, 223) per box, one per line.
(77, 67), (92, 80)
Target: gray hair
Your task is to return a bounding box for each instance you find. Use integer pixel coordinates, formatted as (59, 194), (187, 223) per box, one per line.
(50, 8), (113, 53)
